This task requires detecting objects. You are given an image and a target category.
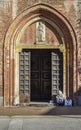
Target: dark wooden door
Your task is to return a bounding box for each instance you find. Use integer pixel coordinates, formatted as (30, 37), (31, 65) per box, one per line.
(31, 50), (51, 101)
(19, 49), (63, 103)
(19, 50), (30, 103)
(52, 49), (63, 96)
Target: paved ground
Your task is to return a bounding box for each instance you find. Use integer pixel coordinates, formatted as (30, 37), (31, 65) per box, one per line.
(0, 116), (81, 130)
(0, 106), (81, 130)
(0, 106), (81, 116)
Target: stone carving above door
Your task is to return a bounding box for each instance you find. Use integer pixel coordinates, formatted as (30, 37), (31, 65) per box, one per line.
(36, 21), (46, 43)
(17, 20), (60, 46)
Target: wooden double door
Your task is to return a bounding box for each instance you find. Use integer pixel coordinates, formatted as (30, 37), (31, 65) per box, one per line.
(19, 49), (63, 103)
(31, 50), (51, 101)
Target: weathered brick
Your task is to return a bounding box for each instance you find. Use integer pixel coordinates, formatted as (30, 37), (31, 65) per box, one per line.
(0, 0), (81, 106)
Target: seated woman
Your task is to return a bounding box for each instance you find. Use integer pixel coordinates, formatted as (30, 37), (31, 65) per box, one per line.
(56, 90), (65, 105)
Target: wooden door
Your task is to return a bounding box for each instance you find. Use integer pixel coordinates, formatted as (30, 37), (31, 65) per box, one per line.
(19, 50), (30, 103)
(19, 49), (63, 103)
(52, 49), (63, 96)
(31, 50), (51, 101)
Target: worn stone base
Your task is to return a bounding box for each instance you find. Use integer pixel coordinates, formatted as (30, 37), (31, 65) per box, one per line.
(20, 95), (30, 103)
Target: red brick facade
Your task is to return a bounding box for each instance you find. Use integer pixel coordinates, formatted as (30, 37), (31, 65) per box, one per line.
(0, 0), (81, 106)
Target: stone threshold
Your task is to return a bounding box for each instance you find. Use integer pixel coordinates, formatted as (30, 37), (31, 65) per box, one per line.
(19, 102), (52, 107)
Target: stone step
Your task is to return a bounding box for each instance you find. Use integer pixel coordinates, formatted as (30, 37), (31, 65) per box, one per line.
(29, 102), (51, 107)
(20, 102), (52, 107)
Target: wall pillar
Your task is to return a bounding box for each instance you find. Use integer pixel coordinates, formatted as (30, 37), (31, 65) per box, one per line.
(14, 50), (21, 105)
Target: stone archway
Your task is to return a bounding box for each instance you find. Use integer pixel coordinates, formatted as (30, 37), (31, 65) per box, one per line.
(4, 3), (77, 106)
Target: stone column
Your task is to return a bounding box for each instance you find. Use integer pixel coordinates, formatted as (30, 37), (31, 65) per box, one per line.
(14, 50), (20, 105)
(60, 44), (66, 98)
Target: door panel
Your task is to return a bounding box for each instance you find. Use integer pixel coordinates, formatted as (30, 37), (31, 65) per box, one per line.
(52, 49), (63, 96)
(19, 49), (63, 103)
(31, 50), (51, 101)
(41, 54), (51, 100)
(31, 54), (41, 101)
(19, 50), (30, 103)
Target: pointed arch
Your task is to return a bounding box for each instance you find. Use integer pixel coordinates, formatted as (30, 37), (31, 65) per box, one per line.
(4, 3), (77, 106)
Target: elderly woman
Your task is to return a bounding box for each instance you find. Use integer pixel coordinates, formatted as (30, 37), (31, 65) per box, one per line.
(56, 90), (65, 105)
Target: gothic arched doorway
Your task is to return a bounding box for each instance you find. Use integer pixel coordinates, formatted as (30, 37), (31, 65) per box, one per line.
(4, 3), (77, 106)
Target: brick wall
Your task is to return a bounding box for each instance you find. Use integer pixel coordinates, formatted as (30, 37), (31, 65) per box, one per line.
(0, 0), (81, 106)
(0, 0), (12, 105)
